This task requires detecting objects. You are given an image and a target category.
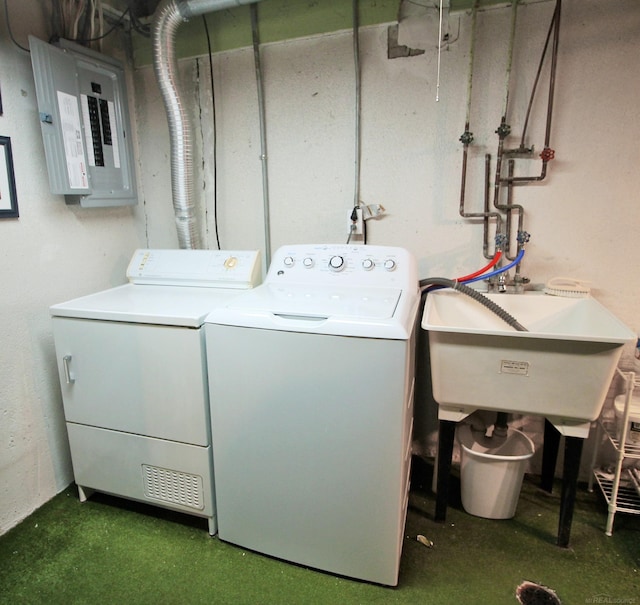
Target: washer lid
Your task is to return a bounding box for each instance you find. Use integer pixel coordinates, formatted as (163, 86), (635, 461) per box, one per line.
(233, 284), (402, 319)
(205, 284), (418, 339)
(50, 283), (246, 327)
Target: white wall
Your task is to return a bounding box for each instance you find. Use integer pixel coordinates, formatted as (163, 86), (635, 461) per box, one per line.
(0, 11), (146, 533)
(135, 0), (639, 468)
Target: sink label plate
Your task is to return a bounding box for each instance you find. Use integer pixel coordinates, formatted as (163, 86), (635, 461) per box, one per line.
(500, 360), (530, 376)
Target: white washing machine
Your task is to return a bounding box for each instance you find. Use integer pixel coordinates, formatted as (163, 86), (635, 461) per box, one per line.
(50, 248), (261, 534)
(204, 244), (419, 585)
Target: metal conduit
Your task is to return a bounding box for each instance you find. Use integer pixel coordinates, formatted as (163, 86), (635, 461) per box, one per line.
(490, 0), (519, 215)
(352, 0), (362, 215)
(250, 2), (271, 268)
(458, 0), (562, 268)
(152, 0), (262, 249)
(501, 0), (562, 185)
(458, 1), (504, 260)
(492, 0), (561, 266)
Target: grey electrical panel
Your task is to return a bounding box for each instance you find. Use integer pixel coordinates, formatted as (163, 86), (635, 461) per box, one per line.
(29, 36), (137, 207)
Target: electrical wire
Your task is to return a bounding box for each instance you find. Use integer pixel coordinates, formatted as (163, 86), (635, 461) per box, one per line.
(34, 0), (138, 46)
(435, 0), (443, 101)
(3, 0), (30, 52)
(71, 1), (83, 39)
(352, 0), (362, 240)
(342, 0), (364, 247)
(73, 6), (128, 42)
(346, 224), (355, 245)
(89, 0), (96, 40)
(519, 2), (558, 147)
(97, 0), (104, 48)
(202, 15), (221, 250)
(121, 0), (150, 38)
(2, 0), (143, 54)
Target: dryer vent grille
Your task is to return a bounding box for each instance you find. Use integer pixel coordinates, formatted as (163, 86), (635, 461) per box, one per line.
(142, 464), (204, 510)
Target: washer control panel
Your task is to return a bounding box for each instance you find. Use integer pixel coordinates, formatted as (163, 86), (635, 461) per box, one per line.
(267, 244), (416, 289)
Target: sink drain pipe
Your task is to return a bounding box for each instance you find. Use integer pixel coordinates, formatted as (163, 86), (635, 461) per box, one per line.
(152, 0), (263, 249)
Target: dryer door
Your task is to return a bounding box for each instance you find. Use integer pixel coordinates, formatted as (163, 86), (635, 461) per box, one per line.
(52, 317), (209, 446)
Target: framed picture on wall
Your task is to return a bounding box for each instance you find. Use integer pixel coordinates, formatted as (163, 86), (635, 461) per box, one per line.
(0, 136), (19, 218)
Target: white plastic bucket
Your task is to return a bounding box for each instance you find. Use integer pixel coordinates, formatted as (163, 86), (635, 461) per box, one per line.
(457, 424), (535, 520)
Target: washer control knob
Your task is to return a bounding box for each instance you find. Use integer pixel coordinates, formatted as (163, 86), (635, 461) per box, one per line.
(303, 257), (315, 268)
(383, 258), (397, 272)
(224, 256), (238, 269)
(362, 258), (375, 271)
(283, 256), (295, 268)
(329, 255), (345, 271)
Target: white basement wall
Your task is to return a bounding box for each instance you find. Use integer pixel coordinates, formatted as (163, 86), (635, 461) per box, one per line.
(1, 0), (639, 535)
(0, 14), (146, 533)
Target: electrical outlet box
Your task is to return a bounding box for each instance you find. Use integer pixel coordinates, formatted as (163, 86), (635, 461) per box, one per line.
(29, 36), (137, 207)
(347, 208), (364, 236)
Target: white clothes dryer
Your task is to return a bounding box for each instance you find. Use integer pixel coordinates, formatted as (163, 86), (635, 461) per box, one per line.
(50, 249), (261, 534)
(204, 244), (419, 585)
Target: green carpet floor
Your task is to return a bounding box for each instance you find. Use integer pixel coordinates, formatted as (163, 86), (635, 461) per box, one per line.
(1, 459), (638, 604)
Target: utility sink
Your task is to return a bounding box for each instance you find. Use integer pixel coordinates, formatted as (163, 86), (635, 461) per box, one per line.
(422, 290), (635, 437)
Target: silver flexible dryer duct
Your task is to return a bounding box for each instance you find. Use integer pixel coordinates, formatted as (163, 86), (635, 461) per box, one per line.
(152, 0), (261, 249)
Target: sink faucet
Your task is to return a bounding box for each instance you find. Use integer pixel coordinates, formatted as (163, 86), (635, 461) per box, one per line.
(498, 272), (508, 293)
(488, 271), (530, 293)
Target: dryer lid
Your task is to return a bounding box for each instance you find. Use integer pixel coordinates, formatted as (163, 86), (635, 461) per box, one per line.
(50, 283), (245, 327)
(50, 248), (263, 327)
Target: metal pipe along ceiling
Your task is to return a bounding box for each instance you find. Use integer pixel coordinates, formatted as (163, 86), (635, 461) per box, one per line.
(152, 0), (262, 249)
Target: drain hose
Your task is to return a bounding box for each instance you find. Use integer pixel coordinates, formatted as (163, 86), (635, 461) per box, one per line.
(419, 277), (528, 332)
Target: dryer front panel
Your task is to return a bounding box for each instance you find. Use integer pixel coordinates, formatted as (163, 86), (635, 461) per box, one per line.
(53, 317), (209, 446)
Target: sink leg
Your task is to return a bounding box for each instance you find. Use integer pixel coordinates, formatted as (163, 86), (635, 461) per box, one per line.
(541, 418), (561, 493)
(435, 420), (457, 522)
(557, 436), (584, 548)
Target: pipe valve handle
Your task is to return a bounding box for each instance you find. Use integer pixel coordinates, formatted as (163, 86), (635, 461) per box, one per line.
(540, 147), (555, 161)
